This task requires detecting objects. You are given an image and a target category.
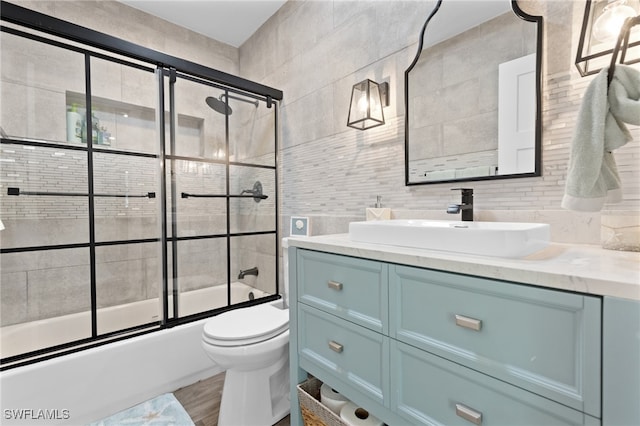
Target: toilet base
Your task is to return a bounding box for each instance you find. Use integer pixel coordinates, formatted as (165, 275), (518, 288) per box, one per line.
(217, 353), (290, 425)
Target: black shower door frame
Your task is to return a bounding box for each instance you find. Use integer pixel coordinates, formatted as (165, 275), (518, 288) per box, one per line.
(0, 2), (282, 370)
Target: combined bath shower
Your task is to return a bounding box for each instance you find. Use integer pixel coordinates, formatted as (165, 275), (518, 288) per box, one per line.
(205, 94), (259, 115)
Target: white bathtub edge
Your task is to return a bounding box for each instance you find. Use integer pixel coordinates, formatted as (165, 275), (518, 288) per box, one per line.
(0, 318), (221, 425)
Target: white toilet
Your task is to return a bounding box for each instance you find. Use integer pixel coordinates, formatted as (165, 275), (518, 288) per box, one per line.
(202, 241), (291, 425)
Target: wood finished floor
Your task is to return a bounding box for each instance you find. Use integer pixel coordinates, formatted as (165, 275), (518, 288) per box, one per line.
(174, 372), (291, 426)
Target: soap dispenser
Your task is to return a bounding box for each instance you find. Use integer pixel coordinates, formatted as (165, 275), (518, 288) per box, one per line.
(366, 195), (391, 220)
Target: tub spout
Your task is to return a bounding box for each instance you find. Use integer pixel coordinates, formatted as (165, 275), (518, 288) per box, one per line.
(238, 267), (259, 279)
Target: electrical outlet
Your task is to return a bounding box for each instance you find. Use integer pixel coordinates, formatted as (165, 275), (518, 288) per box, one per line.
(290, 216), (310, 236)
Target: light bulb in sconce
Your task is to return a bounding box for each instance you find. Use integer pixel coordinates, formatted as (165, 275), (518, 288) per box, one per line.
(357, 86), (381, 114)
(357, 93), (369, 114)
(592, 0), (638, 42)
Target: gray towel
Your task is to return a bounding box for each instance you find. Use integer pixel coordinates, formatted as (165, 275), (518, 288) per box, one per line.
(562, 64), (640, 212)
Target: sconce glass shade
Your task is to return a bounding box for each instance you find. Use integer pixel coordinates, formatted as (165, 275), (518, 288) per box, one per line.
(575, 0), (640, 76)
(593, 0), (637, 42)
(347, 79), (387, 130)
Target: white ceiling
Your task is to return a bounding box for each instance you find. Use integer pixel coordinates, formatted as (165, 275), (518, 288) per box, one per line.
(118, 0), (287, 48)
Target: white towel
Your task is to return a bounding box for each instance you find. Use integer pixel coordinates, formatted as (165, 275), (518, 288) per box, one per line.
(562, 64), (640, 212)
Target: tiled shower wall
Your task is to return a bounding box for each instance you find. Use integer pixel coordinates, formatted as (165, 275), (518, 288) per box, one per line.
(239, 0), (639, 244)
(5, 1), (239, 75)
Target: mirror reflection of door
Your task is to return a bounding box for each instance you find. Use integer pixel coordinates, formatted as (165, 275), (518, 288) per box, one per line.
(405, 0), (542, 185)
(498, 53), (536, 175)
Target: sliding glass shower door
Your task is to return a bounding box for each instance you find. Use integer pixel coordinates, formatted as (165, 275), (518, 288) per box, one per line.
(0, 27), (163, 358)
(0, 12), (280, 368)
(165, 72), (278, 319)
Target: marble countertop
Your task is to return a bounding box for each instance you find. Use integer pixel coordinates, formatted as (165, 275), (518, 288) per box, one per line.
(286, 234), (640, 301)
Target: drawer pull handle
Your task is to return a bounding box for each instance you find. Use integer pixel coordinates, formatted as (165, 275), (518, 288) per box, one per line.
(455, 314), (482, 331)
(329, 340), (344, 353)
(328, 280), (343, 291)
(455, 403), (482, 425)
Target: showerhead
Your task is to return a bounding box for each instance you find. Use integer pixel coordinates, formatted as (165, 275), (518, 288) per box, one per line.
(206, 96), (232, 115)
(206, 94), (260, 116)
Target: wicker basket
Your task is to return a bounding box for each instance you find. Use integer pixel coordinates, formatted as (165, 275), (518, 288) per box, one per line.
(297, 377), (347, 426)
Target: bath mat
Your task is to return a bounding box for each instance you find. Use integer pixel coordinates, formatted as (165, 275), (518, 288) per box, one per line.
(88, 393), (194, 426)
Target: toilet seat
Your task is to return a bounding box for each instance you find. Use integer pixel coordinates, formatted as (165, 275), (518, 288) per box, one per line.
(203, 303), (289, 347)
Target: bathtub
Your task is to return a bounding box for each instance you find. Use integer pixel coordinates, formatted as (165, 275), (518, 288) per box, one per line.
(0, 282), (272, 425)
(1, 282), (268, 359)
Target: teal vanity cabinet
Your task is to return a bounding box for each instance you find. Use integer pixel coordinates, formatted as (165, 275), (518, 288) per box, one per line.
(603, 297), (640, 426)
(288, 245), (638, 426)
(389, 264), (601, 425)
(291, 249), (406, 425)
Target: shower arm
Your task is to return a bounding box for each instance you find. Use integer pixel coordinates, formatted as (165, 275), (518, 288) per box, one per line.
(221, 93), (259, 108)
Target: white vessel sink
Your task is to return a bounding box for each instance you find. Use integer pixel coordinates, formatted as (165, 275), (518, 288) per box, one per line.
(348, 219), (550, 258)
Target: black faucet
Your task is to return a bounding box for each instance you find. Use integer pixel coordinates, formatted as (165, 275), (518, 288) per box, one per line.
(447, 188), (473, 221)
(238, 267), (259, 279)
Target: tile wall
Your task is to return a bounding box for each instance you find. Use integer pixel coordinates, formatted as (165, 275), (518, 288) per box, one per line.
(238, 0), (639, 245)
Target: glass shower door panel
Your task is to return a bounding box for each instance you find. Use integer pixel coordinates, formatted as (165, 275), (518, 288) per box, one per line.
(0, 143), (89, 249)
(0, 31), (85, 143)
(228, 95), (275, 167)
(93, 153), (160, 242)
(169, 159), (227, 237)
(88, 57), (158, 155)
(169, 238), (229, 317)
(95, 242), (161, 334)
(170, 77), (226, 160)
(229, 165), (276, 234)
(0, 248), (91, 359)
(231, 234), (277, 300)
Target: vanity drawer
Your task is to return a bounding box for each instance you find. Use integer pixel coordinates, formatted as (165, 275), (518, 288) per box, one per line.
(391, 340), (600, 426)
(297, 249), (388, 333)
(298, 303), (389, 406)
(389, 265), (601, 417)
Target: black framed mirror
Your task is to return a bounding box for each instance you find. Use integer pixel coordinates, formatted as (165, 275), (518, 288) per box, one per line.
(405, 0), (543, 185)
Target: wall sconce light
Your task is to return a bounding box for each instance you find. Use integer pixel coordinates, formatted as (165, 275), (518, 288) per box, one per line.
(347, 79), (390, 130)
(575, 0), (640, 76)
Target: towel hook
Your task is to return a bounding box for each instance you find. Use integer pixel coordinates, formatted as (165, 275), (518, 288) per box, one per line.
(607, 15), (640, 86)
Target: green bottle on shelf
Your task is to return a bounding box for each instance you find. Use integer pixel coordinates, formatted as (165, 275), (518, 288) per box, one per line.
(91, 113), (100, 145)
(66, 103), (83, 143)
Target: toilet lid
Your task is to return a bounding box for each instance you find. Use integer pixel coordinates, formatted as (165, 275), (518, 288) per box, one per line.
(203, 303), (289, 346)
